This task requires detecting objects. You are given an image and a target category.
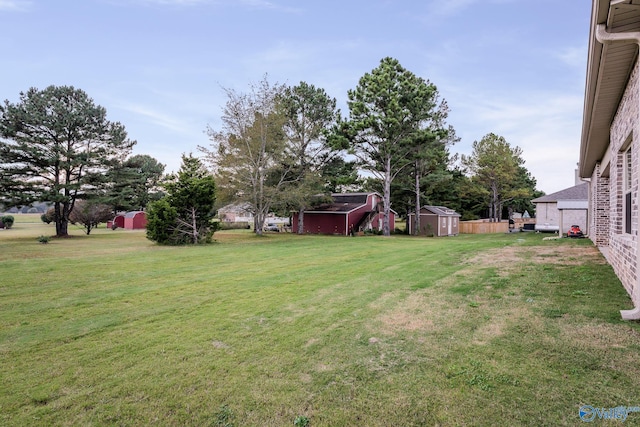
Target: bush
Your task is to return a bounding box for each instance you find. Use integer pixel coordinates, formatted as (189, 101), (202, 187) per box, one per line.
(218, 221), (251, 230)
(37, 235), (50, 244)
(1, 215), (14, 229)
(41, 208), (55, 224)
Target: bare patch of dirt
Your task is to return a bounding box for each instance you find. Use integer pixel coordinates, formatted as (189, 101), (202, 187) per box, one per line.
(467, 244), (606, 269)
(375, 291), (467, 336)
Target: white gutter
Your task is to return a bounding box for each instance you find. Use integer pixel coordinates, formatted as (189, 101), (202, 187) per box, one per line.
(596, 23), (640, 320)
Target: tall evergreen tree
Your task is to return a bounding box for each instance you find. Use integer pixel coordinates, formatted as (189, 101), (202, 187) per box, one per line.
(0, 86), (135, 236)
(337, 57), (443, 236)
(146, 154), (217, 245)
(278, 82), (341, 234)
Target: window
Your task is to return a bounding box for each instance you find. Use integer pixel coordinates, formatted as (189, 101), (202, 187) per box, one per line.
(625, 147), (632, 234)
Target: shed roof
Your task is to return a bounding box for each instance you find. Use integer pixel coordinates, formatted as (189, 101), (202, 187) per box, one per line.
(124, 211), (145, 218)
(531, 183), (588, 203)
(422, 206), (460, 216)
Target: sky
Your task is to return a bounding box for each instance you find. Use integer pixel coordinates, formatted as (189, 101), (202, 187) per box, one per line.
(0, 0), (590, 195)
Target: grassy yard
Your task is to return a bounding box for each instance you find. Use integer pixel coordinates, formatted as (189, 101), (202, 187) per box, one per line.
(1, 216), (640, 426)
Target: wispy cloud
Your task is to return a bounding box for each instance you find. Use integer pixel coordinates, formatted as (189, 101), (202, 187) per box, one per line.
(131, 0), (299, 12)
(0, 0), (31, 11)
(117, 103), (193, 134)
(448, 87), (583, 193)
(425, 0), (516, 18)
(554, 45), (587, 68)
(238, 0), (300, 13)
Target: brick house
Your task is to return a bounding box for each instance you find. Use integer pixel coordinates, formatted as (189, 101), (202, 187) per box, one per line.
(579, 0), (640, 318)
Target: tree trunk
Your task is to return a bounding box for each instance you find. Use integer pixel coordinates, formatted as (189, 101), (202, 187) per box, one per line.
(54, 201), (69, 237)
(382, 157), (392, 237)
(297, 207), (305, 234)
(191, 207), (198, 244)
(414, 160), (421, 236)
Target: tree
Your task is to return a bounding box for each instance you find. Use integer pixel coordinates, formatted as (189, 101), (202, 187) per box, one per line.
(320, 156), (361, 194)
(104, 154), (165, 213)
(146, 154), (218, 245)
(201, 77), (292, 235)
(278, 82), (342, 234)
(337, 57), (442, 236)
(69, 199), (113, 235)
(461, 133), (531, 222)
(405, 104), (457, 235)
(0, 86), (135, 237)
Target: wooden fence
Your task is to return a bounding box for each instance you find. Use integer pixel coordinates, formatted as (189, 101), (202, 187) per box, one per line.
(459, 218), (535, 234)
(459, 220), (509, 234)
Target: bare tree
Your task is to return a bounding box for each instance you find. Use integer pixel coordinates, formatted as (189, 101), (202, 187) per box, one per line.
(201, 77), (294, 235)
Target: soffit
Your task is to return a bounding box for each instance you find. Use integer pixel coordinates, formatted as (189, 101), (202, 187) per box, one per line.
(581, 0), (640, 177)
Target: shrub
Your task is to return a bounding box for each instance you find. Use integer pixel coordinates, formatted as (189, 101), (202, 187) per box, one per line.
(41, 208), (55, 224)
(218, 221), (251, 230)
(1, 215), (14, 229)
(37, 235), (50, 244)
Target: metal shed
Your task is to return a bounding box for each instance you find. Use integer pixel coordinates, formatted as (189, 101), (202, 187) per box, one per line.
(124, 211), (147, 230)
(407, 206), (460, 237)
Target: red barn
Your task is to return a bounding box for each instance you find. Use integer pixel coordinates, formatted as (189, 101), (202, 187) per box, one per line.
(124, 211), (147, 230)
(292, 192), (396, 235)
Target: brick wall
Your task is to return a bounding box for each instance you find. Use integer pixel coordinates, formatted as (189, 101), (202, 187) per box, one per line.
(590, 162), (610, 247)
(607, 59), (639, 301)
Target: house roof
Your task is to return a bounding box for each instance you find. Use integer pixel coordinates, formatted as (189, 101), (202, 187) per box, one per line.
(580, 0), (640, 177)
(411, 206), (460, 217)
(532, 183), (588, 203)
(304, 192), (378, 214)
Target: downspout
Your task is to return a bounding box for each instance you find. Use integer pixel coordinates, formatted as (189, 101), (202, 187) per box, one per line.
(596, 23), (640, 319)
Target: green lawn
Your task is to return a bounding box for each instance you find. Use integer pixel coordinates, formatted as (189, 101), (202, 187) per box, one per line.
(1, 217), (640, 426)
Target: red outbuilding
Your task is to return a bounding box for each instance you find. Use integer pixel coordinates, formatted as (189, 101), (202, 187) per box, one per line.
(292, 192), (396, 235)
(112, 214), (125, 229)
(124, 211), (147, 230)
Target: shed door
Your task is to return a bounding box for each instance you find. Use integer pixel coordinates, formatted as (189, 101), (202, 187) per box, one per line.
(447, 217), (452, 235)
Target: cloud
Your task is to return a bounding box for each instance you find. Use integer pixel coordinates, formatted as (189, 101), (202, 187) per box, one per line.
(117, 103), (193, 134)
(554, 45), (588, 68)
(449, 89), (583, 193)
(0, 0), (31, 11)
(238, 0), (300, 13)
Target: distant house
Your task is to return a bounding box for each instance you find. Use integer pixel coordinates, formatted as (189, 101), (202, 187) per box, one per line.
(292, 192), (396, 235)
(532, 182), (588, 235)
(407, 206), (460, 236)
(218, 203), (253, 223)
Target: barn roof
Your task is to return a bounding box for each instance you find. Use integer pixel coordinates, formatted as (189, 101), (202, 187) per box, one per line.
(303, 192), (377, 214)
(531, 183), (588, 203)
(124, 211), (145, 218)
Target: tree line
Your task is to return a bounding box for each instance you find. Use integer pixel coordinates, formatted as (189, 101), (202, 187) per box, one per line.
(0, 57), (541, 243)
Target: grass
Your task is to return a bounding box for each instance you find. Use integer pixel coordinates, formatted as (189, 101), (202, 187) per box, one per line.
(1, 217), (640, 426)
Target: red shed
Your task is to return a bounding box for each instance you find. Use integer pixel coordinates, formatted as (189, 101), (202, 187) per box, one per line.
(292, 192), (396, 235)
(124, 211), (147, 230)
(113, 214), (126, 229)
